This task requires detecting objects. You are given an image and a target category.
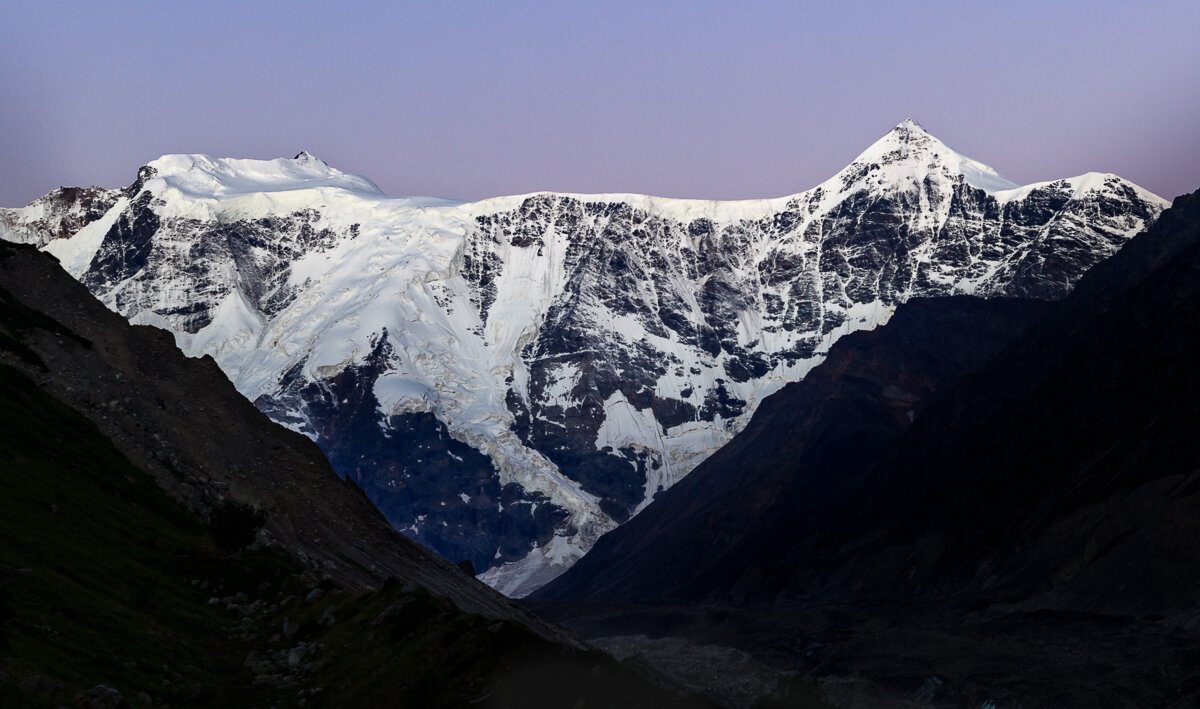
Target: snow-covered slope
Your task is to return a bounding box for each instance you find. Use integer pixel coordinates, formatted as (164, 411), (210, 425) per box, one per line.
(1, 123), (1169, 596)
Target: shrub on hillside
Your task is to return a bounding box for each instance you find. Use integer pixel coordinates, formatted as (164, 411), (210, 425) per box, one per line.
(209, 500), (266, 552)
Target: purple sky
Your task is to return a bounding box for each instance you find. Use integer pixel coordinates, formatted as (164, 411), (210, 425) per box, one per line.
(3, 1), (1198, 207)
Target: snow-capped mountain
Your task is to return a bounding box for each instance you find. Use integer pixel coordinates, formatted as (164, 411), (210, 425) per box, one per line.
(1, 121), (1168, 596)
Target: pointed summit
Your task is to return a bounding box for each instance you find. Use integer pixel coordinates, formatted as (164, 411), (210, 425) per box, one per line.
(834, 120), (1019, 194)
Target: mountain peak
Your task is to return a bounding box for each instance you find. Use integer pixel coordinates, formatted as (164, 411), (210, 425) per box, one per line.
(836, 120), (1019, 194)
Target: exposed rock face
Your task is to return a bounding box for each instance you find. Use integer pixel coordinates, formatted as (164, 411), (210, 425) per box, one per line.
(0, 122), (1168, 595)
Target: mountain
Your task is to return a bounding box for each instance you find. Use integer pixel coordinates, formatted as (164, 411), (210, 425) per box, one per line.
(530, 190), (1200, 706)
(0, 121), (1168, 595)
(0, 240), (713, 708)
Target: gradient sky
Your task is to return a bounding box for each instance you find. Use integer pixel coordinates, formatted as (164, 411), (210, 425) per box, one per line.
(3, 1), (1198, 207)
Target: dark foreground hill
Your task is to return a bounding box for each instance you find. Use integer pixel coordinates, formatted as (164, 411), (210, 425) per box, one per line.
(0, 241), (710, 708)
(531, 191), (1200, 707)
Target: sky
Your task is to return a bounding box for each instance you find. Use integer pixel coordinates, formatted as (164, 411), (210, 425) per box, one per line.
(2, 1), (1198, 207)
